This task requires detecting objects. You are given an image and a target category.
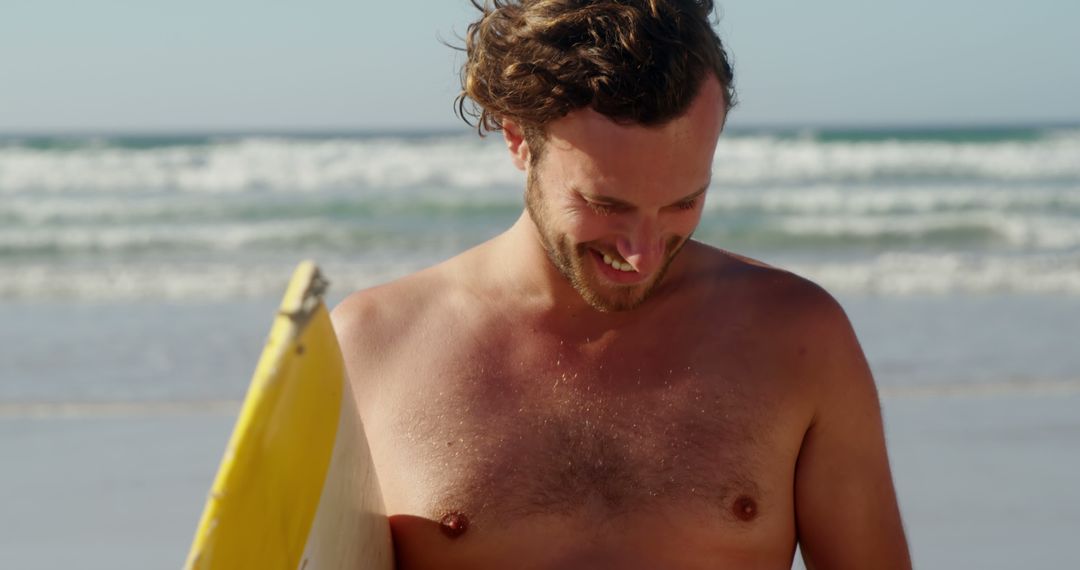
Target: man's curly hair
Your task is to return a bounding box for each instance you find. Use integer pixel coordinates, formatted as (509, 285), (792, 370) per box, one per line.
(456, 0), (736, 158)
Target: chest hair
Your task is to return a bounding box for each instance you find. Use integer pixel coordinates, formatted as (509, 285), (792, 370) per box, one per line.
(394, 364), (773, 526)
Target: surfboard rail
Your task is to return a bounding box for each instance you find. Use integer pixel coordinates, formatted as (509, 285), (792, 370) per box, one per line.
(184, 261), (392, 570)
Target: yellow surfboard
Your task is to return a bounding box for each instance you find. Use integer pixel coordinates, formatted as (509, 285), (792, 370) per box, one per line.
(184, 261), (393, 570)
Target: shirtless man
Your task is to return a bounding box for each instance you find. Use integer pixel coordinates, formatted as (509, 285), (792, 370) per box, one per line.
(332, 1), (911, 568)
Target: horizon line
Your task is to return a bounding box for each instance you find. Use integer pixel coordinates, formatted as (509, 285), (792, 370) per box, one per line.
(2, 118), (1079, 138)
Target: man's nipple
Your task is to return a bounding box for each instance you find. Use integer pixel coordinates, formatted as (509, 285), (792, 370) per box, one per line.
(732, 495), (758, 522)
(439, 512), (470, 539)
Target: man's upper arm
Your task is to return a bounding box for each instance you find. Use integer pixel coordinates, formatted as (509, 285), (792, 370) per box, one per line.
(793, 291), (911, 570)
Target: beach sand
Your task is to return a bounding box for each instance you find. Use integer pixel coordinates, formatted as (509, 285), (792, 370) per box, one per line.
(2, 391), (1078, 569)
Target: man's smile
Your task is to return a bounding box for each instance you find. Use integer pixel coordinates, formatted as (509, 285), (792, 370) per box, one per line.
(589, 248), (651, 285)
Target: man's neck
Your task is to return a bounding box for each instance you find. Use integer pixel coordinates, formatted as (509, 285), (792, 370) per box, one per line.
(484, 212), (678, 336)
(492, 211), (593, 314)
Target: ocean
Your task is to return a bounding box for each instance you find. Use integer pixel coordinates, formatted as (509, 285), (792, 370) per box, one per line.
(3, 126), (1080, 301)
(2, 126), (1079, 568)
(2, 126), (1079, 402)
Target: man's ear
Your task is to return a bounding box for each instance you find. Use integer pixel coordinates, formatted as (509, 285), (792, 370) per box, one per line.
(501, 118), (531, 172)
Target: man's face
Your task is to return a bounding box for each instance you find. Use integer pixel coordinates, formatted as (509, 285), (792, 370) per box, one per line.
(522, 77), (727, 312)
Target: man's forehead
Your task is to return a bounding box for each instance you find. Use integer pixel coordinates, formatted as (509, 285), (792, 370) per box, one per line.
(537, 78), (723, 204)
(545, 75), (727, 149)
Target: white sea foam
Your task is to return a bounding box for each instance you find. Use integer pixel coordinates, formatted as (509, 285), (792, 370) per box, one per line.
(0, 259), (434, 301)
(0, 222), (308, 254)
(3, 132), (1080, 195)
(3, 252), (1079, 301)
(770, 211), (1080, 249)
(3, 131), (1078, 300)
(5, 182), (1078, 239)
(0, 136), (520, 194)
(704, 184), (1080, 215)
(10, 203), (1075, 256)
(788, 252), (1080, 296)
(713, 133), (1080, 185)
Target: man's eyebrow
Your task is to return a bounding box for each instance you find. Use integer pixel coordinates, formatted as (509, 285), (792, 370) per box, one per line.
(578, 183), (710, 207)
(669, 184), (710, 205)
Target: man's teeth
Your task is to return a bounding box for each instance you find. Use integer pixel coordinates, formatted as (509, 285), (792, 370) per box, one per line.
(602, 253), (634, 272)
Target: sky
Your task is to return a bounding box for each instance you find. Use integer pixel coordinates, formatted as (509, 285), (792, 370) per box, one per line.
(2, 0), (1078, 132)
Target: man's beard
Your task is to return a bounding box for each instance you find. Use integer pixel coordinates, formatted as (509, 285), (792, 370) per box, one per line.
(524, 170), (687, 312)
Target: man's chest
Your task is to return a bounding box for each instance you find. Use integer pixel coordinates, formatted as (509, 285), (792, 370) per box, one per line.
(367, 346), (807, 529)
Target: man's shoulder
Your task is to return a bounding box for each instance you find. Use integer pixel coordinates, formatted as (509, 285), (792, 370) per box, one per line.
(690, 242), (843, 321)
(686, 243), (857, 364)
(331, 258), (470, 359)
(689, 245), (873, 416)
(331, 272), (427, 348)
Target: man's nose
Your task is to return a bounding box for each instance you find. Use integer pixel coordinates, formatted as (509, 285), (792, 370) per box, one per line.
(615, 220), (665, 275)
